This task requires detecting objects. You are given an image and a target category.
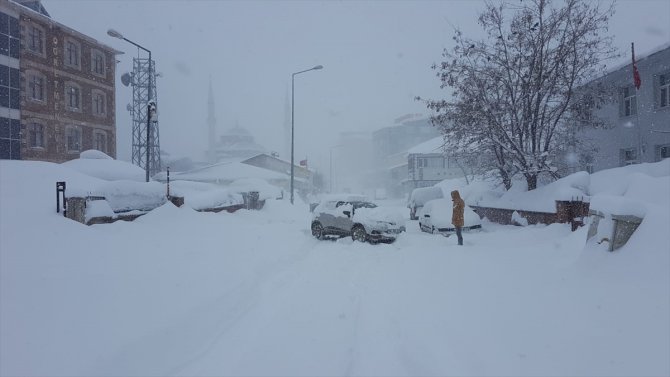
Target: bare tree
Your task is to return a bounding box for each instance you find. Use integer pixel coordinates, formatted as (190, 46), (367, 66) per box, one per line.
(421, 0), (616, 190)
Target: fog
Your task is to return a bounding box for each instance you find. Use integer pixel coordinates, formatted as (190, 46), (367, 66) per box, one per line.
(43, 0), (669, 192)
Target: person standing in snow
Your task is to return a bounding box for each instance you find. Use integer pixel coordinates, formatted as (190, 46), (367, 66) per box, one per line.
(451, 190), (465, 246)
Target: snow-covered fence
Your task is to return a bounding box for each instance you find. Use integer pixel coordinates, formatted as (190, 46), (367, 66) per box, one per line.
(470, 199), (590, 230)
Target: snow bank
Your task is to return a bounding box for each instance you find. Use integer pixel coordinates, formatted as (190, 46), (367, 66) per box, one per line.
(407, 186), (443, 207)
(95, 181), (167, 212)
(439, 160), (669, 215)
(353, 206), (405, 228)
(228, 178), (282, 201)
(435, 176), (504, 206)
(589, 159), (670, 196)
(185, 189), (243, 210)
(418, 198), (481, 228)
(85, 199), (115, 222)
(479, 171), (590, 212)
(62, 151), (146, 181)
(589, 162), (670, 216)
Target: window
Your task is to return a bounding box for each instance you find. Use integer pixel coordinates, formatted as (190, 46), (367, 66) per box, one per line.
(0, 64), (20, 110)
(659, 74), (670, 109)
(28, 122), (45, 148)
(91, 50), (105, 76)
(0, 12), (20, 59)
(426, 157), (443, 168)
(620, 86), (637, 117)
(620, 147), (638, 166)
(0, 117), (21, 159)
(66, 126), (81, 152)
(91, 90), (106, 116)
(28, 25), (44, 55)
(64, 39), (80, 69)
(94, 131), (107, 153)
(657, 144), (670, 161)
(28, 72), (45, 102)
(65, 82), (81, 110)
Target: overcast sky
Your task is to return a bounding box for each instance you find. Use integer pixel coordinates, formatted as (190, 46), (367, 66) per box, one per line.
(43, 0), (670, 171)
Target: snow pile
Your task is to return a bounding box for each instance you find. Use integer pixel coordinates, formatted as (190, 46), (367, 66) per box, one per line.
(353, 206), (405, 228)
(588, 159), (670, 196)
(85, 199), (115, 222)
(407, 186), (443, 207)
(80, 149), (113, 159)
(93, 180), (167, 212)
(436, 159), (669, 215)
(169, 180), (243, 210)
(589, 160), (670, 217)
(186, 188), (243, 210)
(435, 176), (504, 206)
(227, 178), (282, 201)
(62, 150), (146, 182)
(418, 198), (482, 228)
(478, 171), (590, 212)
(511, 210), (529, 226)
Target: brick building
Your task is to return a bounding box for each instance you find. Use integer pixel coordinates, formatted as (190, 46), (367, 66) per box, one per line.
(0, 0), (120, 162)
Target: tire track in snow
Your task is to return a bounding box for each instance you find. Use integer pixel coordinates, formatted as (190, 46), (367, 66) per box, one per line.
(165, 235), (327, 376)
(86, 228), (318, 376)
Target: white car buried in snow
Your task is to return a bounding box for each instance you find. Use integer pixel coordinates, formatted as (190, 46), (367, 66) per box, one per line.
(311, 200), (406, 243)
(418, 198), (482, 236)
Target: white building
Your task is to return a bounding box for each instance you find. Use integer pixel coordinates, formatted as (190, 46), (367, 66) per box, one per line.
(574, 44), (670, 172)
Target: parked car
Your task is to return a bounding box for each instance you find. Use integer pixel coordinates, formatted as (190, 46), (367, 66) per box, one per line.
(311, 199), (406, 243)
(407, 186), (444, 220)
(418, 198), (482, 236)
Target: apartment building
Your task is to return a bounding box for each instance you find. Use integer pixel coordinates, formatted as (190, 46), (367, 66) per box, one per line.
(575, 44), (670, 172)
(0, 0), (120, 162)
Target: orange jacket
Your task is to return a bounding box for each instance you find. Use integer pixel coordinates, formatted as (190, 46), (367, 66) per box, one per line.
(451, 190), (465, 227)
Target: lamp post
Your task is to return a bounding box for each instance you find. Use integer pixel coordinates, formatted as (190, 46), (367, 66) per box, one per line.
(291, 65), (323, 204)
(107, 28), (154, 182)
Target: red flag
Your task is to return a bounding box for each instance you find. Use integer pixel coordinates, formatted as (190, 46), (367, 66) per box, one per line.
(299, 159), (307, 167)
(632, 43), (641, 90)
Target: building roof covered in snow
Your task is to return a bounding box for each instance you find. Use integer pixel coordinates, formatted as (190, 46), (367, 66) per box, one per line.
(407, 136), (445, 154)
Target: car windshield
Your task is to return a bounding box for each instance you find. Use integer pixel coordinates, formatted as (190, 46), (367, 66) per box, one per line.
(352, 202), (377, 209)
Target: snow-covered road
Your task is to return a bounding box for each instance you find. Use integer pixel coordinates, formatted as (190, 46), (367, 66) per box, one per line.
(1, 162), (668, 376)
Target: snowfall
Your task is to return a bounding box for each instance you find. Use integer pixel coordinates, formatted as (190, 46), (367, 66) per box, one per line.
(1, 152), (669, 377)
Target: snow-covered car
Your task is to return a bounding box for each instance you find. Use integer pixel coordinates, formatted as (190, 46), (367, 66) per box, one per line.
(418, 198), (482, 236)
(407, 186), (444, 220)
(311, 200), (405, 243)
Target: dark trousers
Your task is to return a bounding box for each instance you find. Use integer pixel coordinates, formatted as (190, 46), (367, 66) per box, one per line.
(455, 227), (463, 245)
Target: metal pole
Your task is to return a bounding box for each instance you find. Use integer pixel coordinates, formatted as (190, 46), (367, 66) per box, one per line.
(145, 51), (152, 182)
(290, 73), (295, 204)
(289, 65), (323, 204)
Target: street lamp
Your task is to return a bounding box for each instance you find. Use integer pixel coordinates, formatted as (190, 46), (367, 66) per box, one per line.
(291, 65), (323, 204)
(107, 28), (154, 182)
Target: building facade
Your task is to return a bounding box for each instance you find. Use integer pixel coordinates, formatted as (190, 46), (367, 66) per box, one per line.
(405, 136), (472, 190)
(370, 116), (441, 197)
(575, 44), (670, 172)
(0, 0), (119, 162)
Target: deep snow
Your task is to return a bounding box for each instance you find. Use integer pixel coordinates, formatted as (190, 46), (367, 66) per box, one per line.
(0, 159), (668, 377)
